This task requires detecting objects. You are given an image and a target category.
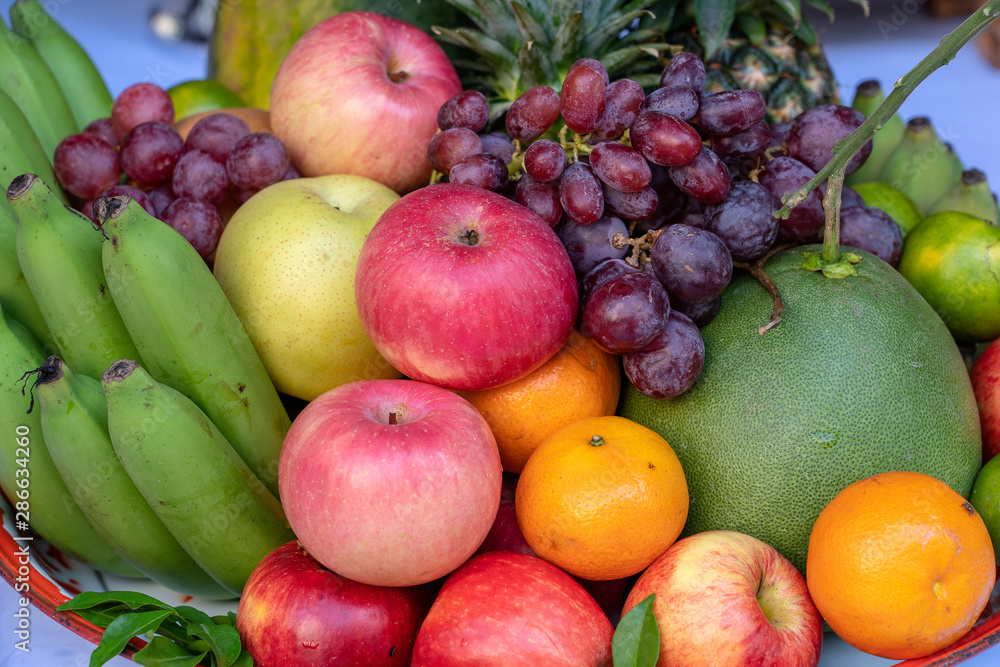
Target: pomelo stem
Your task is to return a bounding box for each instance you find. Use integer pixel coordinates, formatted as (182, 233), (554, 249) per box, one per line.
(821, 165), (846, 264)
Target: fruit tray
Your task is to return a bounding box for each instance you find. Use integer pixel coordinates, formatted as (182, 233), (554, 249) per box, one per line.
(2, 488), (1000, 666)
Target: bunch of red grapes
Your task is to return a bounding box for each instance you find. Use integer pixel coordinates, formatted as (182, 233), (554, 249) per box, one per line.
(52, 82), (298, 260)
(428, 54), (903, 400)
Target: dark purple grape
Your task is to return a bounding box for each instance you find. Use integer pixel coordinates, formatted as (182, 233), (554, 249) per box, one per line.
(788, 104), (871, 175)
(650, 223), (733, 305)
(696, 90), (766, 136)
(147, 184), (175, 218)
(523, 139), (566, 182)
(283, 163), (301, 181)
(555, 213), (629, 278)
(838, 185), (865, 208)
(480, 132), (515, 164)
(578, 258), (637, 316)
(568, 58), (610, 85)
(839, 205), (903, 266)
(667, 146), (730, 205)
(230, 184), (257, 205)
(629, 111), (702, 167)
(172, 148), (228, 204)
(759, 156), (825, 243)
(226, 132), (291, 192)
(427, 127), (483, 174)
(99, 184), (156, 218)
(83, 117), (118, 148)
(111, 82), (174, 141)
(623, 310), (705, 399)
(437, 90), (489, 132)
(449, 153), (509, 192)
(589, 141), (652, 192)
(53, 133), (121, 199)
(560, 64), (607, 135)
(768, 121), (791, 148)
(659, 52), (706, 91)
(516, 173), (562, 226)
(185, 113), (251, 159)
(582, 270), (670, 355)
(559, 162), (604, 224)
(704, 180), (781, 261)
(632, 168), (687, 233)
(672, 296), (720, 328)
(506, 85), (561, 142)
(640, 86), (700, 121)
(602, 183), (658, 220)
(118, 121), (184, 187)
(711, 121), (771, 159)
(593, 79), (645, 141)
(667, 212), (707, 229)
(160, 197), (223, 258)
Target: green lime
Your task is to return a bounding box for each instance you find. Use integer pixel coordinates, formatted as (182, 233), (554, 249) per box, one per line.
(897, 211), (1000, 342)
(851, 181), (923, 237)
(969, 453), (1000, 564)
(167, 79), (244, 121)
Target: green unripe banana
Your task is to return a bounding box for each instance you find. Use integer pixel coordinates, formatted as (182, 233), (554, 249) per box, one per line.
(9, 174), (143, 379)
(102, 359), (294, 596)
(35, 356), (234, 599)
(0, 301), (141, 577)
(929, 169), (1000, 226)
(0, 202), (51, 349)
(10, 0), (114, 128)
(98, 195), (290, 496)
(878, 117), (962, 215)
(846, 80), (904, 186)
(0, 87), (64, 200)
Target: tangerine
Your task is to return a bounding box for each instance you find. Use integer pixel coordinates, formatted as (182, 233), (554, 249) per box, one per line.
(515, 415), (688, 581)
(806, 470), (996, 660)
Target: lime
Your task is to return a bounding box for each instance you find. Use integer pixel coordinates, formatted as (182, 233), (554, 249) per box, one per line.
(851, 181), (923, 237)
(167, 79), (244, 121)
(969, 453), (1000, 564)
(897, 211), (1000, 342)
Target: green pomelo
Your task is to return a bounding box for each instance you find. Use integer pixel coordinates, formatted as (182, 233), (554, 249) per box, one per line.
(619, 245), (982, 573)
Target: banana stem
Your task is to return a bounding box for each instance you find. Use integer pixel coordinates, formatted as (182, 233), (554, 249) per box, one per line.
(776, 0), (1000, 234)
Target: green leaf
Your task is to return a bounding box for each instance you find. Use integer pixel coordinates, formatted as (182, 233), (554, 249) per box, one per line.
(186, 621), (242, 667)
(737, 14), (767, 44)
(90, 609), (176, 667)
(612, 594), (660, 667)
(231, 651), (254, 667)
(58, 591), (175, 614)
(693, 0), (736, 58)
(131, 637), (206, 667)
(511, 0), (552, 46)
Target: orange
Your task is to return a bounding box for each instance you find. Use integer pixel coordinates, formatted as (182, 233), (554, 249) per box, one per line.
(174, 107), (272, 141)
(514, 415), (689, 581)
(457, 329), (620, 474)
(806, 470), (996, 660)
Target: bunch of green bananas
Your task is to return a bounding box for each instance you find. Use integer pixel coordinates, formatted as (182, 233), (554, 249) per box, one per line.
(1, 176), (294, 598)
(847, 80), (1000, 227)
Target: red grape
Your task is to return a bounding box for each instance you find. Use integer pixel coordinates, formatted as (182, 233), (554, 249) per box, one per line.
(480, 132), (515, 164)
(505, 85), (561, 142)
(53, 133), (121, 200)
(555, 213), (630, 278)
(560, 64), (607, 135)
(160, 197), (224, 259)
(650, 222), (733, 304)
(640, 86), (700, 121)
(788, 104), (872, 175)
(119, 121), (184, 187)
(695, 90), (766, 136)
(449, 153), (509, 192)
(111, 82), (174, 141)
(147, 184), (175, 218)
(704, 180), (780, 260)
(226, 132), (291, 192)
(623, 310), (705, 399)
(629, 111), (702, 167)
(558, 162), (604, 224)
(589, 141), (652, 193)
(516, 173), (562, 227)
(185, 113), (251, 159)
(437, 90), (489, 132)
(523, 139), (566, 182)
(759, 156), (824, 242)
(711, 121), (772, 159)
(578, 258), (637, 312)
(83, 117), (118, 148)
(660, 53), (706, 91)
(568, 58), (610, 85)
(582, 270), (670, 355)
(602, 183), (658, 220)
(427, 127), (483, 174)
(172, 148), (229, 204)
(593, 79), (645, 141)
(839, 205), (903, 266)
(667, 146), (731, 205)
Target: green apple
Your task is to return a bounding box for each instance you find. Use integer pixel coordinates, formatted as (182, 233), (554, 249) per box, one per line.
(213, 174), (402, 401)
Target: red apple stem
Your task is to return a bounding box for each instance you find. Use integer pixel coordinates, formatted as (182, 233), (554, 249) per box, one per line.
(590, 435), (604, 447)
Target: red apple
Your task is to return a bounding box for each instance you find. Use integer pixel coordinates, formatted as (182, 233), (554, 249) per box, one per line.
(355, 183), (578, 391)
(621, 530), (823, 667)
(236, 540), (430, 666)
(278, 378), (503, 587)
(270, 11), (462, 194)
(411, 550), (614, 666)
(972, 339), (1000, 460)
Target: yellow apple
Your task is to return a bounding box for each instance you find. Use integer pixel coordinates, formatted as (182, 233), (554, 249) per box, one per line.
(213, 174), (402, 401)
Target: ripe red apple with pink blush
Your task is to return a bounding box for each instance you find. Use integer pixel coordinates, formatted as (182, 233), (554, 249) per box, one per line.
(278, 378), (502, 587)
(236, 540), (430, 667)
(355, 183), (578, 391)
(971, 338), (1000, 460)
(411, 550), (614, 666)
(270, 10), (462, 194)
(622, 530), (823, 667)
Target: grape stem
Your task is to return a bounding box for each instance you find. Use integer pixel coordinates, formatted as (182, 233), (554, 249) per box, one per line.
(775, 0), (1000, 264)
(734, 244), (792, 335)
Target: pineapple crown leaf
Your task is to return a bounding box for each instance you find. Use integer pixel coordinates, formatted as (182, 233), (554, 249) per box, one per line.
(583, 5), (661, 54)
(804, 0), (836, 23)
(601, 43), (666, 76)
(549, 11), (586, 76)
(443, 0), (521, 44)
(511, 0), (552, 48)
(518, 37), (560, 89)
(431, 25), (520, 73)
(770, 0), (803, 26)
(694, 0), (737, 58)
(737, 14), (768, 43)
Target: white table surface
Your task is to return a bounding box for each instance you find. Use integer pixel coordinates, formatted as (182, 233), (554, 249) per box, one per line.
(1, 0), (999, 665)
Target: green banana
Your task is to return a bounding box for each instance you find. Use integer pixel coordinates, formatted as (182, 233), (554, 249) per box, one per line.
(102, 359), (294, 596)
(929, 168), (1000, 226)
(34, 356), (235, 599)
(0, 14), (77, 159)
(9, 174), (143, 379)
(0, 300), (141, 577)
(9, 0), (114, 128)
(0, 87), (64, 199)
(98, 195), (290, 496)
(0, 202), (51, 349)
(878, 116), (962, 215)
(846, 80), (904, 186)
